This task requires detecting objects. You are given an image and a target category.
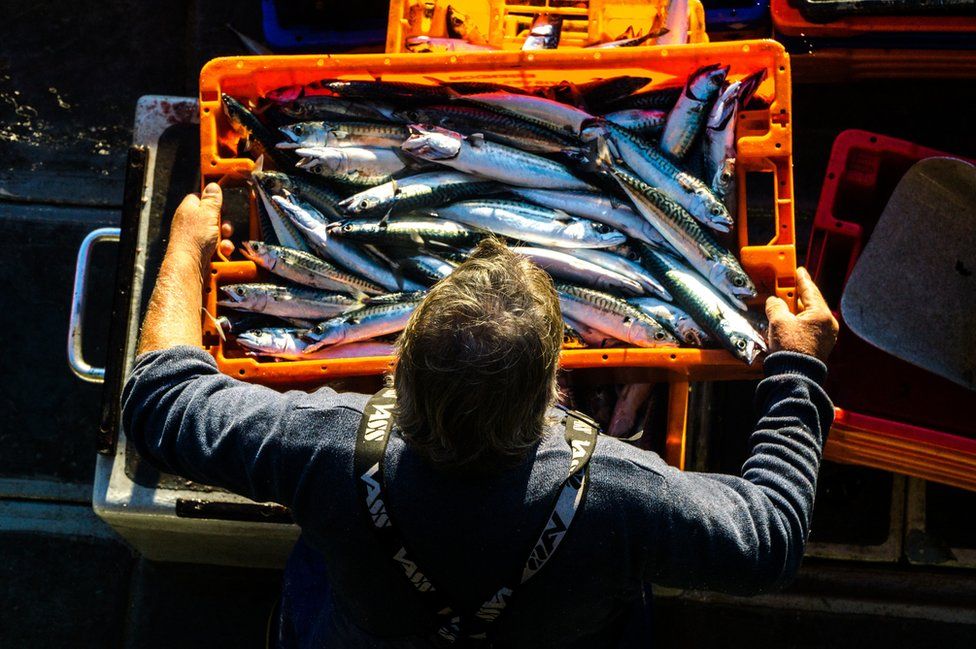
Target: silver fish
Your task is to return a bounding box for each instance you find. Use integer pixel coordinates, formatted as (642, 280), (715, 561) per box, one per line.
(580, 119), (733, 232)
(402, 125), (593, 191)
(327, 237), (425, 294)
(603, 163), (756, 309)
(509, 187), (669, 249)
(237, 330), (396, 360)
(657, 0), (689, 46)
(563, 316), (620, 348)
(511, 246), (643, 295)
(586, 31), (655, 49)
(400, 254), (457, 285)
(557, 284), (678, 348)
(627, 296), (711, 347)
(304, 293), (425, 351)
(218, 284), (361, 320)
(279, 96), (403, 122)
(277, 121), (409, 149)
(522, 14), (563, 51)
(636, 245), (766, 364)
(251, 170), (343, 219)
(240, 241), (384, 296)
(271, 194), (330, 256)
(332, 217), (485, 248)
(460, 92), (592, 135)
(236, 328), (310, 357)
(434, 199), (625, 249)
(571, 248), (671, 300)
(703, 70), (766, 211)
(604, 109), (667, 137)
(295, 146), (410, 187)
(337, 171), (498, 216)
(252, 173), (311, 252)
(660, 64), (729, 161)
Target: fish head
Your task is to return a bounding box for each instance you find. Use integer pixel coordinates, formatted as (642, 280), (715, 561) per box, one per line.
(239, 240), (273, 267)
(589, 221), (627, 246)
(338, 184), (395, 214)
(219, 284), (269, 311)
(724, 325), (766, 365)
(631, 315), (679, 347)
(277, 122), (329, 149)
(295, 147), (344, 173)
(708, 263), (757, 308)
(687, 64), (731, 100)
(221, 94), (253, 135)
(265, 84), (305, 103)
(690, 189), (733, 233)
(391, 107), (427, 124)
(710, 158), (736, 200)
(251, 170), (288, 195)
(236, 329), (279, 353)
(401, 124), (462, 160)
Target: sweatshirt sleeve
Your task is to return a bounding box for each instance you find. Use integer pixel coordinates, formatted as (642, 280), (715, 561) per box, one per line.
(120, 345), (365, 510)
(633, 351), (833, 595)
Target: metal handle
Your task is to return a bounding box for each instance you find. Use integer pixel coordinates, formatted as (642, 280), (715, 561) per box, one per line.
(68, 227), (121, 383)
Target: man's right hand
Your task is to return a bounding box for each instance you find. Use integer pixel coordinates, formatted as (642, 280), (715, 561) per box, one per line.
(765, 267), (839, 363)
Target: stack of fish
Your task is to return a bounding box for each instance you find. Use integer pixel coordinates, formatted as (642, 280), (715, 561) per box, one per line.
(218, 66), (770, 366)
(403, 0), (690, 52)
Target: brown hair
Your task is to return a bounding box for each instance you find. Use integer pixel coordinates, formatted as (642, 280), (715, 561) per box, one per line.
(393, 238), (563, 470)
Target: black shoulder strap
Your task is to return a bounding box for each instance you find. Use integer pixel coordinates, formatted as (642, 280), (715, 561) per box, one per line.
(354, 389), (599, 646)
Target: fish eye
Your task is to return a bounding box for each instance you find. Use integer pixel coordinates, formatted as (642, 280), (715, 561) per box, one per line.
(654, 331), (665, 340)
(595, 223), (610, 233)
(294, 125), (304, 134)
(735, 339), (747, 350)
(235, 287), (245, 296)
(711, 206), (723, 216)
(733, 277), (745, 287)
(721, 171), (734, 182)
(359, 200), (369, 209)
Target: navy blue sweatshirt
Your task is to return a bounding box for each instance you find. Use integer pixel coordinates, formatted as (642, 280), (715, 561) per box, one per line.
(122, 347), (833, 648)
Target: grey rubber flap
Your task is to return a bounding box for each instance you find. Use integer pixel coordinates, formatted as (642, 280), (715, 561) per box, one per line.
(841, 157), (976, 391)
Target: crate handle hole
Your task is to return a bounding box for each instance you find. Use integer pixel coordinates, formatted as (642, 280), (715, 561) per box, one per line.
(669, 354), (676, 360)
(827, 172), (835, 180)
(238, 369), (246, 375)
(320, 366), (328, 372)
(601, 354), (608, 361)
(774, 142), (782, 149)
(869, 136), (877, 143)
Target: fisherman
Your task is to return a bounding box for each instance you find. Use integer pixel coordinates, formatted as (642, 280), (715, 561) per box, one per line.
(123, 185), (839, 648)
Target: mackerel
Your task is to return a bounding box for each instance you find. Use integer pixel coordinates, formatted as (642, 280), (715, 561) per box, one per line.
(237, 329), (396, 360)
(459, 92), (592, 134)
(604, 163), (756, 308)
(295, 146), (411, 187)
(395, 104), (579, 154)
(635, 245), (766, 364)
(278, 121), (409, 150)
(433, 199), (625, 249)
(557, 284), (678, 348)
(279, 96), (404, 122)
(399, 254), (457, 285)
(304, 292), (425, 351)
(571, 248), (671, 300)
(331, 217), (486, 248)
(580, 118), (733, 232)
(604, 109), (666, 138)
(218, 284), (361, 320)
(240, 241), (384, 296)
(601, 86), (682, 113)
(563, 316), (619, 348)
(660, 64), (729, 161)
(511, 246), (643, 295)
(402, 125), (593, 191)
(251, 170), (343, 219)
(627, 296), (711, 347)
(252, 174), (311, 252)
(509, 188), (669, 248)
(337, 171), (499, 217)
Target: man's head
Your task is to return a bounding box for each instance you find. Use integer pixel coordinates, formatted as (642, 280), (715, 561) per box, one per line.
(394, 238), (563, 469)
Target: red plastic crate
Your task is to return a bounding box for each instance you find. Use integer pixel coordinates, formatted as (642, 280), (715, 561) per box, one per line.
(807, 129), (976, 490)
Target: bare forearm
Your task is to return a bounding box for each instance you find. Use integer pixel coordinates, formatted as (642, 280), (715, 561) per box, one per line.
(138, 246), (207, 354)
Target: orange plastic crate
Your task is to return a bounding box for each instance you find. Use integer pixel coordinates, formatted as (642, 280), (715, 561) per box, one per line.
(771, 0), (976, 38)
(198, 42), (796, 464)
(384, 0), (708, 53)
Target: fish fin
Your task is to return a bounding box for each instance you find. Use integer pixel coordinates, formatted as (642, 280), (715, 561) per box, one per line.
(468, 132), (486, 147)
(378, 205), (395, 227)
(201, 307), (227, 342)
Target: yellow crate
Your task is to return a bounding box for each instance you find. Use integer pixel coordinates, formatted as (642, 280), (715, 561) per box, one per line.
(385, 0), (707, 53)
